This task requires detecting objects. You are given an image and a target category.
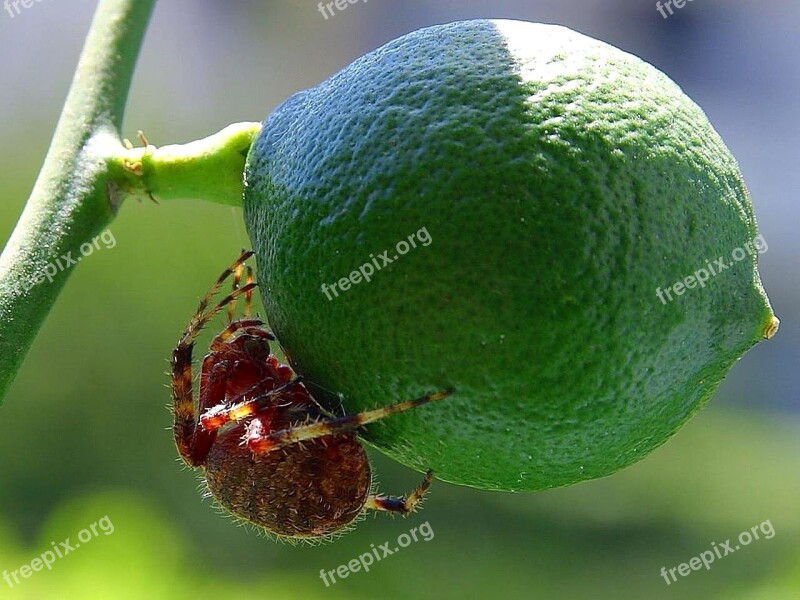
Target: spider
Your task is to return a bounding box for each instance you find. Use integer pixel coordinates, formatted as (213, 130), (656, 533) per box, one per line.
(170, 250), (451, 541)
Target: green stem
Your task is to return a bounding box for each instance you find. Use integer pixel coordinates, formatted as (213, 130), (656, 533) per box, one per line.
(108, 122), (262, 206)
(0, 0), (155, 404)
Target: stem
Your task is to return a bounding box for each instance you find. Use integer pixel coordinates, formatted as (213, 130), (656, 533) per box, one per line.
(0, 0), (155, 404)
(108, 122), (262, 206)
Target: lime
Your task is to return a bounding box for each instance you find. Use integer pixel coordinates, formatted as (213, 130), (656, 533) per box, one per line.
(243, 20), (777, 491)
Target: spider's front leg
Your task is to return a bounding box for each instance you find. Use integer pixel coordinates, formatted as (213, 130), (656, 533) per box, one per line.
(170, 250), (257, 466)
(172, 347), (234, 467)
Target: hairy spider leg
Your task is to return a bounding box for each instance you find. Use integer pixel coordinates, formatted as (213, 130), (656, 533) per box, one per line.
(184, 309), (265, 464)
(178, 250), (255, 345)
(183, 354), (231, 466)
(224, 263), (256, 322)
(226, 262), (244, 323)
(244, 266), (254, 317)
(366, 470), (434, 515)
(171, 251), (258, 466)
(245, 390), (451, 454)
(199, 378), (306, 431)
(209, 321), (274, 351)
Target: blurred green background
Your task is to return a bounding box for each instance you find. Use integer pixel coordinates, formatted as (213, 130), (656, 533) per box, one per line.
(0, 1), (797, 599)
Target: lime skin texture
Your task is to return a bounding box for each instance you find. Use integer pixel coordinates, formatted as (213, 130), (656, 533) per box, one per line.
(243, 19), (776, 492)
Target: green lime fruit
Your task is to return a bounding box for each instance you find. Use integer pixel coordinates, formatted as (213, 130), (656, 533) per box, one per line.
(243, 19), (777, 492)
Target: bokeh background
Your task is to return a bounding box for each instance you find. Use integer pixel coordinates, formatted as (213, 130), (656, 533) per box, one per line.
(0, 1), (797, 598)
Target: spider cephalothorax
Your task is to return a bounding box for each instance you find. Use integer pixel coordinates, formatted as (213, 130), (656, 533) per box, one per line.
(170, 250), (450, 540)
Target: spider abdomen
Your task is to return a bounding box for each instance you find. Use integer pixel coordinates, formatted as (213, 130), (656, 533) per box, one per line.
(204, 425), (371, 539)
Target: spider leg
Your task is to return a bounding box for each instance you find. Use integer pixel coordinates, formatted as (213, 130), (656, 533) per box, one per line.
(245, 390), (452, 454)
(224, 263), (257, 322)
(171, 339), (202, 465)
(226, 262), (245, 323)
(172, 352), (235, 466)
(171, 250), (256, 465)
(244, 266), (255, 317)
(210, 320), (273, 351)
(179, 250), (256, 348)
(184, 358), (232, 465)
(366, 470), (434, 515)
(200, 378), (305, 431)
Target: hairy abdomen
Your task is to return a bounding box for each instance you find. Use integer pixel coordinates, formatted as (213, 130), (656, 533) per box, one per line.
(204, 425), (371, 538)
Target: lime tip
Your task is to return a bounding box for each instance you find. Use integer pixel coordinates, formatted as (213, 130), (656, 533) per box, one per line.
(763, 316), (780, 340)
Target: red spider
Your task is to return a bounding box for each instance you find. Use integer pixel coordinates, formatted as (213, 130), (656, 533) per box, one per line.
(170, 250), (450, 541)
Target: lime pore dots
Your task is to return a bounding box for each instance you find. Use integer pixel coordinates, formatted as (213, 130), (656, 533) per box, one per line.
(243, 19), (776, 491)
